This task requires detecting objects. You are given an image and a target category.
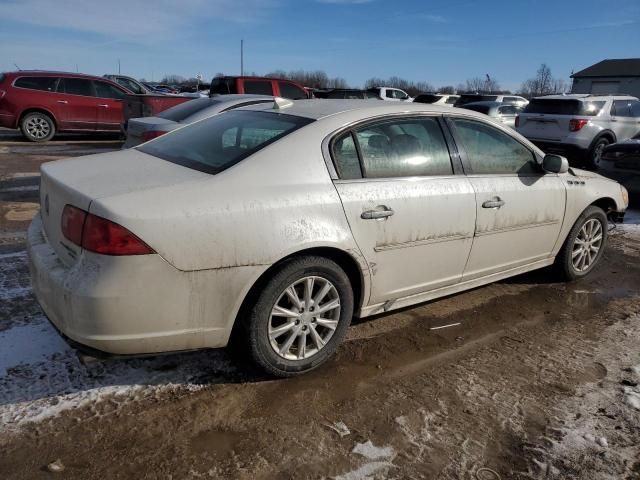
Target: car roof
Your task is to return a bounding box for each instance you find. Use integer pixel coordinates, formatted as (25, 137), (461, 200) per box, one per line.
(209, 94), (276, 102)
(534, 93), (638, 101)
(3, 70), (115, 82)
(462, 101), (504, 107)
(237, 98), (485, 120)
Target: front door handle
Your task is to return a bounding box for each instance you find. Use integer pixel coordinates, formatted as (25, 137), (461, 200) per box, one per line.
(57, 100), (68, 104)
(482, 197), (505, 209)
(361, 206), (394, 220)
(98, 104), (109, 108)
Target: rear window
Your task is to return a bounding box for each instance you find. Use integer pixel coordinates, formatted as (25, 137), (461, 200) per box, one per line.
(138, 110), (313, 174)
(210, 78), (236, 95)
(456, 95), (498, 106)
(14, 76), (58, 92)
(158, 98), (213, 121)
(414, 94), (441, 104)
(523, 99), (605, 116)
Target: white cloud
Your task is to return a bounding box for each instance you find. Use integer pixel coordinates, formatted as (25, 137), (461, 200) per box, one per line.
(1, 0), (278, 41)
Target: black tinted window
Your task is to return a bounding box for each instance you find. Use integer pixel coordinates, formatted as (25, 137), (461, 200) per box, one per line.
(456, 95), (498, 106)
(461, 104), (491, 114)
(353, 117), (452, 178)
(138, 111), (312, 175)
(244, 80), (273, 95)
(452, 118), (535, 174)
(210, 78), (235, 95)
(94, 81), (126, 99)
(332, 131), (362, 179)
(278, 82), (306, 100)
(414, 94), (440, 104)
(14, 76), (58, 92)
(158, 98), (212, 121)
(59, 78), (93, 96)
(524, 99), (604, 116)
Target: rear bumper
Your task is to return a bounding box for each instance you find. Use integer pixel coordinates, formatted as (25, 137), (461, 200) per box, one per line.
(27, 213), (257, 355)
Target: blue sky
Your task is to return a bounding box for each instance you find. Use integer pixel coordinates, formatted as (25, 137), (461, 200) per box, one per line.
(0, 0), (638, 91)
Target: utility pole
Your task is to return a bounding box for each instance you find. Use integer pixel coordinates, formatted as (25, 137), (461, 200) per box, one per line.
(240, 39), (244, 76)
(76, 64), (78, 73)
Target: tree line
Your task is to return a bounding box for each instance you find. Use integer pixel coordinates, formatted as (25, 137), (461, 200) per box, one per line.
(148, 64), (569, 98)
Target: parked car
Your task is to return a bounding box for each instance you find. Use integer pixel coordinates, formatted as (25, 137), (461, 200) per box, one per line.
(313, 88), (379, 100)
(455, 94), (528, 108)
(154, 84), (179, 94)
(210, 76), (309, 99)
(123, 94), (275, 148)
(458, 101), (523, 128)
(123, 92), (193, 125)
(516, 94), (640, 169)
(28, 100), (628, 377)
(0, 71), (130, 142)
(104, 75), (152, 95)
(367, 86), (412, 101)
(413, 93), (459, 106)
(601, 132), (640, 170)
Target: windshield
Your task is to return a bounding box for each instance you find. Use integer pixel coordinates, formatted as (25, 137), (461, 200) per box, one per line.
(158, 98), (214, 121)
(523, 99), (605, 116)
(138, 110), (313, 174)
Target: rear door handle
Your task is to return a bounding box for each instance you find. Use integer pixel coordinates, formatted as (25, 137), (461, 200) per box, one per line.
(482, 197), (505, 209)
(57, 100), (68, 104)
(361, 206), (394, 220)
(98, 104), (109, 108)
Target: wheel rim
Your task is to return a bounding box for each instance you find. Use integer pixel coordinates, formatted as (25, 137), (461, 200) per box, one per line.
(25, 117), (50, 139)
(593, 142), (606, 165)
(571, 218), (603, 272)
(268, 276), (341, 361)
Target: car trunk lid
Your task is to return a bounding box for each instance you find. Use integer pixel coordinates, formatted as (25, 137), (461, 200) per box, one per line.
(39, 148), (208, 266)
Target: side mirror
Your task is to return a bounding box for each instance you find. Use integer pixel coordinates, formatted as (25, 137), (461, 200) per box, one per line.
(542, 154), (569, 174)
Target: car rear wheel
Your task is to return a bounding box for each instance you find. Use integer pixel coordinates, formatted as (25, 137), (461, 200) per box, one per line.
(586, 138), (610, 170)
(244, 256), (353, 377)
(556, 206), (607, 280)
(21, 112), (55, 142)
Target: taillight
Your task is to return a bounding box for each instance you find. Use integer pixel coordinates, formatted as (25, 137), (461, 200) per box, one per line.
(142, 130), (166, 142)
(515, 115), (520, 128)
(569, 119), (588, 132)
(61, 205), (154, 256)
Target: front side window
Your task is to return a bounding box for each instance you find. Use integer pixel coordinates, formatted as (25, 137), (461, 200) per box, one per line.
(243, 80), (273, 95)
(115, 77), (144, 94)
(278, 82), (307, 100)
(94, 81), (126, 99)
(451, 118), (536, 175)
(138, 110), (312, 174)
(58, 78), (93, 97)
(611, 100), (636, 117)
(14, 76), (58, 92)
(348, 117), (452, 178)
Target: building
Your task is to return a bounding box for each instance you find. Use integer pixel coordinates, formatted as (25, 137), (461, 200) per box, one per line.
(571, 58), (640, 98)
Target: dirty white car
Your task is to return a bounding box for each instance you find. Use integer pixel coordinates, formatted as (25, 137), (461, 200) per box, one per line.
(28, 99), (629, 376)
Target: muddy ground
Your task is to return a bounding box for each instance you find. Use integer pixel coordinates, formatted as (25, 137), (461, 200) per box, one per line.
(0, 128), (639, 480)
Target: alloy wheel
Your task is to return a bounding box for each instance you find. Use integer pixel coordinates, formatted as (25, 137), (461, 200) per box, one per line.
(25, 117), (51, 139)
(571, 218), (603, 272)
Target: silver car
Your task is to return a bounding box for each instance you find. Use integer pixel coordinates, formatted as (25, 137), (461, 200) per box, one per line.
(458, 101), (523, 128)
(123, 94), (274, 148)
(29, 100), (628, 377)
(516, 94), (640, 169)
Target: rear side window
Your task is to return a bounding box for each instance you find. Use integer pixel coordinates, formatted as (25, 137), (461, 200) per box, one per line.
(138, 110), (313, 174)
(158, 98), (213, 121)
(524, 99), (605, 116)
(94, 81), (126, 99)
(58, 78), (93, 97)
(278, 82), (307, 100)
(244, 80), (273, 95)
(334, 117), (453, 178)
(451, 118), (536, 175)
(14, 76), (58, 92)
(332, 132), (361, 179)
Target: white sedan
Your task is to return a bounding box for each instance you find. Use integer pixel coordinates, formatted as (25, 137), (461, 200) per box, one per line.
(28, 99), (629, 376)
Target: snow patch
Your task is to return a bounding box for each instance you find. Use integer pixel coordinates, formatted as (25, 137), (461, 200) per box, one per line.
(335, 441), (396, 480)
(352, 440), (395, 460)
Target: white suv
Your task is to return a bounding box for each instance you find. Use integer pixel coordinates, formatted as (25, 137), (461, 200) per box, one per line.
(516, 94), (640, 169)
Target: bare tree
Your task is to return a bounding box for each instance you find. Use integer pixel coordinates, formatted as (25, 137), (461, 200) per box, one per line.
(364, 77), (435, 96)
(439, 85), (456, 94)
(160, 74), (185, 84)
(519, 64), (568, 97)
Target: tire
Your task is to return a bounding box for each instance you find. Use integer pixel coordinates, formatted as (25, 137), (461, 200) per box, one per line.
(20, 112), (55, 142)
(555, 206), (608, 281)
(243, 256), (354, 377)
(586, 137), (610, 170)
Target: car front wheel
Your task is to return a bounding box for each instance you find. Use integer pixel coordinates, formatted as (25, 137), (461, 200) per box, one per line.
(587, 138), (610, 170)
(20, 112), (56, 142)
(244, 256), (354, 377)
(556, 206), (608, 280)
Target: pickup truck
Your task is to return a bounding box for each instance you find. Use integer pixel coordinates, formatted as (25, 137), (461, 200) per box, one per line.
(367, 86), (412, 101)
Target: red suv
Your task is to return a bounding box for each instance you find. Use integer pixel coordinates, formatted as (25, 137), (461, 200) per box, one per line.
(0, 71), (130, 142)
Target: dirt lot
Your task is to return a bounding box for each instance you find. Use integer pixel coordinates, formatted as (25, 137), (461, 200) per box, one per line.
(0, 128), (639, 480)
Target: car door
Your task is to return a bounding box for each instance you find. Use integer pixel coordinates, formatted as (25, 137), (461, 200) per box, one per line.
(56, 78), (98, 130)
(93, 81), (126, 131)
(446, 115), (566, 281)
(610, 100), (640, 140)
(330, 115), (476, 304)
